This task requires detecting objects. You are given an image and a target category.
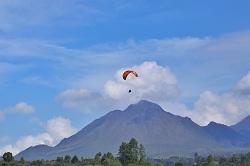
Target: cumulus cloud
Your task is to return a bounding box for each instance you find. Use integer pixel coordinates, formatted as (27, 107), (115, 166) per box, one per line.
(6, 102), (35, 113)
(46, 117), (77, 143)
(57, 61), (179, 112)
(235, 71), (250, 95)
(0, 102), (35, 120)
(190, 71), (250, 126)
(56, 59), (250, 127)
(0, 117), (77, 155)
(0, 133), (53, 156)
(104, 61), (179, 103)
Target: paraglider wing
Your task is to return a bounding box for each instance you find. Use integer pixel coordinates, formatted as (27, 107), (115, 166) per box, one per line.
(122, 70), (138, 80)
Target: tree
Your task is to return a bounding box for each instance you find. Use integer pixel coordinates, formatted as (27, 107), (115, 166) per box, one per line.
(128, 138), (139, 162)
(71, 155), (79, 163)
(31, 160), (42, 165)
(194, 152), (199, 164)
(206, 155), (217, 166)
(2, 152), (13, 162)
(20, 157), (25, 164)
(95, 152), (102, 161)
(118, 142), (129, 165)
(139, 144), (146, 162)
(175, 162), (183, 166)
(64, 155), (71, 163)
(107, 152), (115, 159)
(101, 152), (121, 166)
(56, 156), (63, 163)
(207, 155), (213, 163)
(118, 138), (147, 165)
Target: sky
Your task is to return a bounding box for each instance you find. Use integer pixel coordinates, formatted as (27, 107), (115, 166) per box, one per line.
(1, 0), (250, 155)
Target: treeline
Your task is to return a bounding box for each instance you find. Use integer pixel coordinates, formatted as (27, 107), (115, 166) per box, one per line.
(0, 138), (153, 166)
(153, 152), (250, 166)
(3, 139), (250, 166)
(193, 152), (250, 166)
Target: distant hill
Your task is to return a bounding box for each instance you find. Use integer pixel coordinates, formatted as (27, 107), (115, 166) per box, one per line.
(16, 100), (250, 160)
(16, 145), (52, 160)
(231, 115), (250, 139)
(204, 121), (248, 146)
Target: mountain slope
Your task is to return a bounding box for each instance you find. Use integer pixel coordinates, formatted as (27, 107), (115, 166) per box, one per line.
(204, 122), (248, 146)
(231, 115), (250, 139)
(48, 100), (217, 159)
(16, 145), (52, 160)
(15, 100), (249, 160)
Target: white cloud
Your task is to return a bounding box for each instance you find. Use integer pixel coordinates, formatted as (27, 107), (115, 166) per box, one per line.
(46, 117), (77, 143)
(104, 61), (179, 103)
(147, 70), (250, 126)
(0, 117), (77, 156)
(57, 61), (179, 112)
(0, 133), (53, 156)
(7, 102), (35, 114)
(235, 71), (250, 95)
(1, 30), (250, 90)
(56, 59), (250, 127)
(0, 102), (35, 120)
(190, 71), (250, 126)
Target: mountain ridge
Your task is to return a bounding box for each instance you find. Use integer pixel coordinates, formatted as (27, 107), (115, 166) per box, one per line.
(15, 100), (250, 160)
(231, 115), (250, 139)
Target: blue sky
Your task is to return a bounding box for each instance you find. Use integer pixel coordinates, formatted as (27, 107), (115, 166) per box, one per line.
(1, 0), (250, 155)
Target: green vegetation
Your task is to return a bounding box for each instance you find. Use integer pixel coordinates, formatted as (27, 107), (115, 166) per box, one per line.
(151, 152), (250, 166)
(118, 138), (151, 166)
(3, 141), (250, 166)
(2, 152), (14, 162)
(0, 138), (153, 166)
(193, 152), (250, 166)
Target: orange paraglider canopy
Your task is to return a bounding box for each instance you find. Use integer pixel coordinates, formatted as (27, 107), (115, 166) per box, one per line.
(122, 70), (139, 80)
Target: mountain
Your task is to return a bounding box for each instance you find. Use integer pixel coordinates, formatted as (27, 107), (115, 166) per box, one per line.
(204, 122), (248, 146)
(16, 145), (52, 160)
(15, 100), (250, 160)
(231, 115), (250, 139)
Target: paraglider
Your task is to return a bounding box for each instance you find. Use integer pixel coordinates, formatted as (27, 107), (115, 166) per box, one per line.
(122, 70), (138, 80)
(122, 70), (139, 93)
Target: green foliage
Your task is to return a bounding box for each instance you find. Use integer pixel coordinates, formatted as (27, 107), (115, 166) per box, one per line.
(193, 153), (250, 166)
(95, 152), (102, 161)
(129, 138), (139, 162)
(2, 152), (13, 162)
(118, 138), (151, 166)
(100, 152), (121, 166)
(139, 144), (146, 162)
(0, 138), (151, 166)
(56, 156), (63, 163)
(30, 160), (42, 166)
(64, 155), (71, 163)
(175, 162), (183, 166)
(71, 155), (79, 163)
(20, 157), (25, 164)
